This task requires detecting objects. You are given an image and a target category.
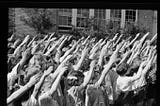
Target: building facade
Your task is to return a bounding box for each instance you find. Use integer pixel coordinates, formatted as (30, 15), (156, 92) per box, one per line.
(11, 8), (157, 37)
(57, 9), (157, 36)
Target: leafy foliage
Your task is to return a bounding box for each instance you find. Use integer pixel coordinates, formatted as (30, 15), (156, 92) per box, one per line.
(20, 8), (57, 34)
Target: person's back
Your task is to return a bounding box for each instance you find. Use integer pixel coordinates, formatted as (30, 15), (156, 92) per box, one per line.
(86, 86), (109, 106)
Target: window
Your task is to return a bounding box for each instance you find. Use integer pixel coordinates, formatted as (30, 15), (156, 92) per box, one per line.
(125, 9), (136, 23)
(110, 9), (121, 21)
(58, 8), (72, 26)
(59, 16), (72, 26)
(94, 9), (106, 19)
(94, 9), (106, 27)
(110, 9), (121, 29)
(77, 9), (89, 27)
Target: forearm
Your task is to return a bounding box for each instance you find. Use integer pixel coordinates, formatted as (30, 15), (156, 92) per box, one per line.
(150, 33), (157, 44)
(119, 51), (131, 65)
(139, 32), (149, 45)
(49, 70), (65, 95)
(73, 45), (80, 54)
(42, 35), (49, 41)
(129, 33), (140, 46)
(81, 66), (94, 87)
(50, 68), (61, 82)
(19, 53), (33, 67)
(127, 51), (135, 64)
(57, 38), (67, 51)
(74, 54), (85, 70)
(43, 41), (52, 54)
(32, 75), (46, 98)
(44, 43), (57, 56)
(115, 34), (123, 46)
(85, 91), (89, 106)
(98, 54), (104, 67)
(60, 51), (71, 62)
(112, 33), (118, 41)
(13, 46), (21, 56)
(142, 59), (152, 75)
(144, 46), (150, 56)
(96, 61), (113, 86)
(48, 33), (55, 41)
(27, 36), (37, 47)
(7, 82), (33, 104)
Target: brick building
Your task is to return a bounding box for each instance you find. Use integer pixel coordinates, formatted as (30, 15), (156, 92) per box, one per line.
(11, 8), (157, 37)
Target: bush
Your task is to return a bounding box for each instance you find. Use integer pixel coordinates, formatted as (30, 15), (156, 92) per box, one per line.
(20, 8), (57, 34)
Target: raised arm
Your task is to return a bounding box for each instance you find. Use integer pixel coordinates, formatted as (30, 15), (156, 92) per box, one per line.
(44, 38), (62, 56)
(8, 47), (32, 84)
(79, 60), (96, 90)
(51, 55), (73, 80)
(7, 73), (41, 105)
(150, 33), (157, 44)
(129, 60), (148, 82)
(8, 34), (15, 42)
(73, 44), (80, 54)
(31, 66), (53, 99)
(57, 36), (68, 52)
(137, 32), (150, 49)
(119, 50), (132, 65)
(43, 33), (57, 54)
(13, 35), (30, 56)
(47, 66), (67, 96)
(60, 41), (78, 62)
(82, 36), (90, 45)
(73, 46), (88, 71)
(127, 33), (140, 47)
(113, 34), (123, 47)
(95, 42), (123, 87)
(98, 41), (110, 67)
(27, 35), (38, 47)
(112, 33), (119, 41)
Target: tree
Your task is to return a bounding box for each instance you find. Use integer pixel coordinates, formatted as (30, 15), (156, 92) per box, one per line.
(20, 8), (57, 34)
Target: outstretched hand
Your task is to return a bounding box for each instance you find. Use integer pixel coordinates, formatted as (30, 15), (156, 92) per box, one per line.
(43, 66), (53, 76)
(21, 48), (31, 62)
(109, 42), (123, 63)
(28, 72), (42, 85)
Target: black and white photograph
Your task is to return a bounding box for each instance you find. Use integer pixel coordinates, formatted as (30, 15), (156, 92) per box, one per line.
(7, 7), (157, 106)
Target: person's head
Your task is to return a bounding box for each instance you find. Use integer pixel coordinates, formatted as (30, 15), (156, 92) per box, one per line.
(130, 56), (141, 68)
(116, 62), (129, 76)
(66, 70), (85, 87)
(24, 67), (41, 83)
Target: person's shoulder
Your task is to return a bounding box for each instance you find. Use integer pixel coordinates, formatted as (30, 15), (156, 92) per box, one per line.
(39, 92), (51, 101)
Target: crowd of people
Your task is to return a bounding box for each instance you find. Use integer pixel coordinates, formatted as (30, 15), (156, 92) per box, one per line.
(7, 32), (157, 106)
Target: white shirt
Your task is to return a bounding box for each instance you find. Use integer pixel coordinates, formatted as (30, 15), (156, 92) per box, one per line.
(116, 76), (133, 92)
(8, 63), (20, 85)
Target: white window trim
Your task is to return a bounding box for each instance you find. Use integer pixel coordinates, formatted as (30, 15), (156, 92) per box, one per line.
(121, 9), (125, 28)
(89, 9), (94, 18)
(72, 9), (77, 27)
(135, 10), (138, 25)
(106, 9), (110, 21)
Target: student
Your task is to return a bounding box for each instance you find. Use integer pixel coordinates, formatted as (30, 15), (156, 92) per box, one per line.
(86, 42), (123, 106)
(65, 59), (95, 106)
(38, 64), (68, 106)
(23, 66), (53, 106)
(7, 73), (42, 105)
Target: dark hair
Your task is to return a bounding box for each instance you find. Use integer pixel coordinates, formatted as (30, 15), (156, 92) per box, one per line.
(116, 62), (129, 76)
(66, 71), (84, 86)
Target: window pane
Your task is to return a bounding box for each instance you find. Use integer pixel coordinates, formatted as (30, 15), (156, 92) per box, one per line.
(125, 9), (136, 23)
(77, 9), (81, 14)
(68, 17), (72, 25)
